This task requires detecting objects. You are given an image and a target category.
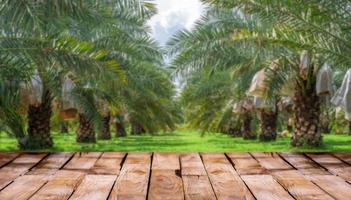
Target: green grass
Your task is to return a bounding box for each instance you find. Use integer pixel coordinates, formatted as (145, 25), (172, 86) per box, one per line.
(0, 130), (350, 152)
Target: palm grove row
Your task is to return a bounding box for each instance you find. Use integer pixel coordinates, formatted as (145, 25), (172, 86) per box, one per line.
(0, 0), (350, 149)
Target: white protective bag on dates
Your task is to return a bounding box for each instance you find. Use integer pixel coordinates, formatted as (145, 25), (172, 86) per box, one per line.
(20, 74), (43, 108)
(331, 69), (351, 119)
(247, 69), (266, 98)
(59, 77), (77, 120)
(316, 63), (333, 96)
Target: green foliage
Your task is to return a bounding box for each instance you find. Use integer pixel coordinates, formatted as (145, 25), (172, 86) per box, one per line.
(0, 131), (350, 152)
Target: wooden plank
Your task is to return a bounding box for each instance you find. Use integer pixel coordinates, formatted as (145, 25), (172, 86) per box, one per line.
(309, 175), (351, 200)
(124, 153), (152, 165)
(242, 175), (294, 200)
(182, 176), (216, 200)
(90, 152), (125, 175)
(307, 153), (351, 182)
(181, 153), (216, 200)
(109, 153), (151, 200)
(28, 153), (74, 175)
(201, 153), (254, 200)
(279, 153), (329, 175)
(30, 170), (85, 200)
(0, 175), (48, 200)
(0, 153), (47, 190)
(334, 153), (351, 165)
(251, 152), (292, 170)
(227, 153), (266, 175)
(272, 170), (333, 200)
(180, 153), (207, 176)
(69, 175), (116, 200)
(0, 153), (19, 168)
(148, 153), (184, 200)
(152, 153), (180, 170)
(64, 152), (102, 170)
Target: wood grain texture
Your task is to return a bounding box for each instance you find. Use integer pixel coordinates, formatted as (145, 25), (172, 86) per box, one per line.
(148, 170), (184, 200)
(28, 153), (74, 175)
(30, 170), (85, 200)
(279, 153), (329, 175)
(182, 175), (216, 200)
(64, 152), (102, 170)
(69, 175), (116, 200)
(272, 170), (333, 200)
(334, 153), (351, 165)
(152, 153), (180, 170)
(109, 153), (151, 200)
(180, 153), (207, 176)
(201, 153), (254, 200)
(251, 152), (292, 170)
(149, 153), (184, 200)
(242, 175), (294, 200)
(0, 152), (350, 200)
(308, 175), (351, 200)
(227, 153), (266, 175)
(0, 153), (19, 168)
(0, 153), (47, 190)
(181, 153), (215, 200)
(0, 175), (48, 200)
(90, 152), (125, 175)
(306, 153), (351, 181)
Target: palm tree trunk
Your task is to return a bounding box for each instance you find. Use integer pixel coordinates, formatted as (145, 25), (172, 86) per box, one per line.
(76, 114), (96, 143)
(258, 110), (278, 141)
(291, 86), (322, 146)
(242, 113), (256, 140)
(26, 90), (53, 149)
(60, 121), (69, 134)
(131, 121), (145, 135)
(99, 114), (111, 140)
(228, 121), (242, 137)
(116, 120), (127, 137)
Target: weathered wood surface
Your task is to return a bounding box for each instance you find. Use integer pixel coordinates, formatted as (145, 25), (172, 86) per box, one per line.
(109, 153), (151, 200)
(272, 170), (333, 200)
(181, 153), (216, 200)
(251, 152), (293, 170)
(30, 170), (85, 200)
(242, 174), (294, 200)
(148, 153), (184, 200)
(227, 152), (266, 175)
(28, 152), (74, 175)
(306, 153), (351, 182)
(63, 152), (102, 171)
(0, 152), (349, 200)
(201, 153), (254, 200)
(279, 153), (329, 175)
(0, 175), (48, 200)
(69, 174), (116, 200)
(0, 153), (47, 190)
(90, 152), (125, 175)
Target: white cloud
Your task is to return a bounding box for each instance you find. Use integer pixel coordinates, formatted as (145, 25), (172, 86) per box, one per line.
(147, 0), (204, 45)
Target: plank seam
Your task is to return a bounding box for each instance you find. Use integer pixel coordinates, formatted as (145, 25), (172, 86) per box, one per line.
(331, 153), (351, 167)
(224, 153), (256, 200)
(145, 152), (153, 200)
(248, 153), (296, 200)
(59, 153), (76, 169)
(106, 153), (128, 200)
(199, 153), (219, 200)
(0, 153), (21, 169)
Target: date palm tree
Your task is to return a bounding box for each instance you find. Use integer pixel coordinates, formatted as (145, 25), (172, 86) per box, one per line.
(0, 0), (159, 148)
(171, 0), (351, 146)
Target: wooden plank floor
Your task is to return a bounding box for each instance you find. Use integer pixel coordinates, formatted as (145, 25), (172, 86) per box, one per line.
(0, 152), (350, 200)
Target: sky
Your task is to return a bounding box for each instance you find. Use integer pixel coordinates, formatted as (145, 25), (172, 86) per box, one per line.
(147, 0), (205, 46)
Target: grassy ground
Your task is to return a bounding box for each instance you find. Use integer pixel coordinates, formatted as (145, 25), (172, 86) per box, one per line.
(0, 130), (350, 152)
